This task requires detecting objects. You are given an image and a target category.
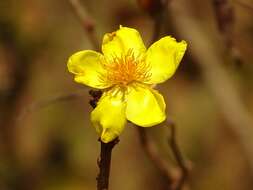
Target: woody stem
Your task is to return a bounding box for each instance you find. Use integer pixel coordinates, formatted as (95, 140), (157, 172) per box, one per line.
(89, 90), (119, 190)
(97, 139), (119, 190)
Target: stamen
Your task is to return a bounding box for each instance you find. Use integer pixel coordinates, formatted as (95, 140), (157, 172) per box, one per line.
(99, 49), (152, 87)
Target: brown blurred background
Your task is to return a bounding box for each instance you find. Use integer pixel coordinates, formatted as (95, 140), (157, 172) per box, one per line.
(0, 0), (253, 190)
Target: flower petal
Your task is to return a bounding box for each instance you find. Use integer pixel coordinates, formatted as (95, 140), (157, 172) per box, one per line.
(151, 89), (166, 112)
(91, 89), (127, 143)
(67, 50), (110, 89)
(102, 26), (146, 58)
(126, 85), (166, 127)
(145, 36), (187, 84)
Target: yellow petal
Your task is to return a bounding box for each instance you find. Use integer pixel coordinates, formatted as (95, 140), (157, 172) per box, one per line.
(67, 50), (110, 89)
(126, 85), (166, 127)
(145, 36), (187, 84)
(91, 89), (127, 143)
(102, 26), (146, 58)
(151, 89), (166, 112)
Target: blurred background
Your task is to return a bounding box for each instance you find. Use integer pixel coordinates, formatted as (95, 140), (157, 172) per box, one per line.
(0, 0), (253, 189)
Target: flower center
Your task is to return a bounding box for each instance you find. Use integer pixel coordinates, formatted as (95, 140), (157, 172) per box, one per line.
(101, 49), (151, 87)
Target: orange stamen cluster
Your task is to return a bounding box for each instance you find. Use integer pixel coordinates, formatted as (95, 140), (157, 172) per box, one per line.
(101, 49), (151, 86)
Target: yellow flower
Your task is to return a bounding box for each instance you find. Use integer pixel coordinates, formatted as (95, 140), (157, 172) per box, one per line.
(67, 26), (187, 143)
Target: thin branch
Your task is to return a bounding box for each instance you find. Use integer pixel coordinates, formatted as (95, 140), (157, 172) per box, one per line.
(89, 90), (118, 190)
(19, 0), (100, 118)
(96, 138), (119, 190)
(68, 0), (99, 50)
(136, 1), (189, 189)
(137, 127), (174, 189)
(33, 1), (116, 186)
(18, 90), (87, 121)
(137, 120), (190, 190)
(20, 89), (118, 190)
(167, 4), (253, 172)
(168, 122), (189, 190)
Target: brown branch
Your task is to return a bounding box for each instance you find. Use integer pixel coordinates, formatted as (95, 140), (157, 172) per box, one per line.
(68, 0), (99, 50)
(137, 121), (190, 190)
(89, 90), (118, 190)
(137, 127), (174, 189)
(18, 90), (87, 121)
(167, 4), (253, 172)
(20, 0), (100, 120)
(168, 122), (189, 190)
(96, 138), (119, 190)
(31, 1), (116, 187)
(20, 1), (100, 119)
(136, 1), (189, 189)
(19, 87), (117, 190)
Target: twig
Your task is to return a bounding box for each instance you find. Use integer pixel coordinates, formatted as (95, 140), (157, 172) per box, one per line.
(168, 122), (189, 190)
(19, 0), (100, 118)
(89, 90), (118, 190)
(18, 89), (114, 190)
(136, 1), (189, 189)
(18, 90), (87, 121)
(48, 2), (117, 187)
(137, 121), (190, 190)
(167, 4), (253, 172)
(96, 138), (119, 190)
(68, 0), (99, 50)
(137, 127), (174, 189)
